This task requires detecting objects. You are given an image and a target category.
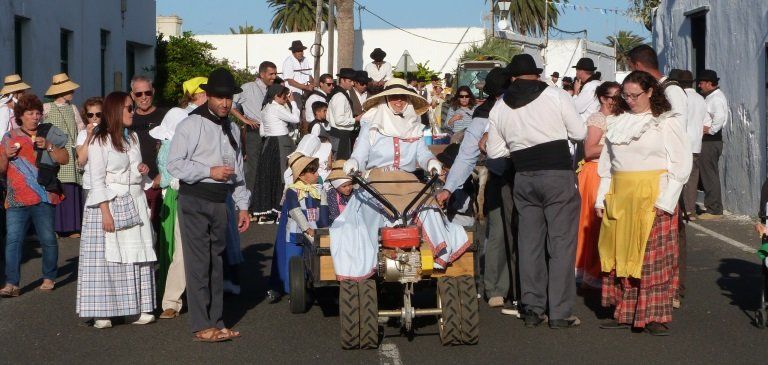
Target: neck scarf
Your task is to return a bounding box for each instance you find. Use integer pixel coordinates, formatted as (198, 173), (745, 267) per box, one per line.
(367, 102), (423, 143)
(605, 111), (658, 145)
(289, 180), (321, 200)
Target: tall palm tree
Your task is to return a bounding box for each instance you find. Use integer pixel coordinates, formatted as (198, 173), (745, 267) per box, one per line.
(492, 0), (562, 36)
(628, 0), (661, 31)
(335, 0), (355, 69)
(229, 25), (264, 34)
(605, 31), (647, 71)
(267, 0), (329, 33)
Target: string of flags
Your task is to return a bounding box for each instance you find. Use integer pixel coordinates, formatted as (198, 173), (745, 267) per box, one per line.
(555, 3), (629, 16)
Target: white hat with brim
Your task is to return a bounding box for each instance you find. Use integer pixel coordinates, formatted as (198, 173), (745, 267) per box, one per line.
(45, 73), (80, 96)
(363, 78), (429, 115)
(0, 74), (31, 95)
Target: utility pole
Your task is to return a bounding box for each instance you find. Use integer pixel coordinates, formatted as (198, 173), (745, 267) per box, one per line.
(245, 20), (249, 71)
(313, 0), (323, 81)
(327, 0), (335, 75)
(543, 0), (549, 69)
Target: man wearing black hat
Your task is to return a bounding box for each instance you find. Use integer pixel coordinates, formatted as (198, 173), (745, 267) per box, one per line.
(548, 71), (560, 87)
(697, 69), (729, 220)
(167, 68), (251, 341)
(283, 40), (315, 103)
(572, 58), (600, 121)
(328, 68), (361, 159)
(350, 70), (370, 118)
(364, 48), (392, 89)
(486, 54), (585, 329)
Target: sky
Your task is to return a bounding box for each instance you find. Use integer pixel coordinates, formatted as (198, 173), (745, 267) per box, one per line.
(157, 0), (651, 44)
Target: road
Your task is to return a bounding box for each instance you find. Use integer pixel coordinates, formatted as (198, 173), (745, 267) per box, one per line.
(1, 215), (767, 364)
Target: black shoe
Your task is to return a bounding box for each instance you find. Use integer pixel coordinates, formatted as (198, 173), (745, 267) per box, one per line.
(644, 322), (670, 336)
(599, 320), (630, 330)
(501, 300), (520, 317)
(549, 316), (581, 329)
(266, 290), (282, 304)
(523, 310), (546, 328)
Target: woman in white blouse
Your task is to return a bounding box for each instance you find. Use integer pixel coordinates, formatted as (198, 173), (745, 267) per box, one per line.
(594, 71), (691, 336)
(76, 91), (157, 329)
(252, 84), (300, 222)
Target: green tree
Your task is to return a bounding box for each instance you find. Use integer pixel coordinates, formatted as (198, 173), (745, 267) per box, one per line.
(628, 0), (661, 31)
(459, 37), (520, 64)
(491, 0), (563, 36)
(605, 31), (647, 71)
(152, 32), (255, 107)
(267, 0), (329, 33)
(229, 25), (264, 34)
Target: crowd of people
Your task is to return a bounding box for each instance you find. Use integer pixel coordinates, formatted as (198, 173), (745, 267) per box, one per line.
(0, 39), (732, 341)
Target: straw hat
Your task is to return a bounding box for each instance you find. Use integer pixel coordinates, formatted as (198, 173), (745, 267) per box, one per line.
(45, 73), (79, 96)
(362, 78), (429, 115)
(288, 154), (318, 182)
(0, 74), (31, 95)
(327, 160), (350, 182)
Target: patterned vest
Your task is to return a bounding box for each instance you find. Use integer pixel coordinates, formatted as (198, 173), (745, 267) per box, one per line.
(44, 102), (80, 184)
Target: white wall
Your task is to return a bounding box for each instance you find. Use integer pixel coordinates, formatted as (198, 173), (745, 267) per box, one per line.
(0, 0), (156, 104)
(654, 0), (768, 215)
(195, 27), (487, 76)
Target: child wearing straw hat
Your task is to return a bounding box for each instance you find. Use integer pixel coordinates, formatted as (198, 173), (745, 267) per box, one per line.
(325, 159), (354, 224)
(267, 153), (329, 303)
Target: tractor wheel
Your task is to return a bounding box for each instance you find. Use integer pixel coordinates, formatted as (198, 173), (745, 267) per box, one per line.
(358, 279), (380, 349)
(289, 256), (310, 314)
(457, 275), (480, 344)
(339, 280), (360, 349)
(437, 277), (461, 346)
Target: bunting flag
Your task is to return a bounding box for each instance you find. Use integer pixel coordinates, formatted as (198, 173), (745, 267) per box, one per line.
(555, 3), (631, 16)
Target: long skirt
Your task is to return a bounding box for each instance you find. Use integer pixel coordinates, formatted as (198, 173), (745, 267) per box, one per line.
(576, 161), (602, 287)
(601, 211), (677, 327)
(252, 135), (294, 216)
(55, 182), (84, 234)
(76, 206), (156, 318)
(156, 188), (178, 294)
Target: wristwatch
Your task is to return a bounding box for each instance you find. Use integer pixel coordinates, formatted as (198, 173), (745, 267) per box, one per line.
(46, 144), (54, 152)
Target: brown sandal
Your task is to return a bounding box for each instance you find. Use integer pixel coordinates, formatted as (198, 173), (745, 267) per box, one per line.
(0, 286), (20, 297)
(218, 328), (241, 339)
(193, 328), (230, 343)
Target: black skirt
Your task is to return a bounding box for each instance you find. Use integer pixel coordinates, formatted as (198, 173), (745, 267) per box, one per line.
(252, 136), (284, 215)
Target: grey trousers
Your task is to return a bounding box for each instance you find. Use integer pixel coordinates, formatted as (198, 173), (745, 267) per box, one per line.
(513, 170), (580, 320)
(682, 154), (700, 214)
(483, 174), (518, 300)
(177, 194), (228, 332)
(243, 126), (262, 213)
(700, 140), (723, 214)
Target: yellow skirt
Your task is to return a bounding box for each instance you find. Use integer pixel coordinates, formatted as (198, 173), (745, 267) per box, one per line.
(598, 170), (665, 279)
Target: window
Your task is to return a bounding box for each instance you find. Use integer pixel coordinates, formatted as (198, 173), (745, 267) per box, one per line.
(14, 17), (27, 76)
(60, 29), (73, 73)
(686, 9), (707, 78)
(101, 30), (110, 96)
(126, 43), (136, 91)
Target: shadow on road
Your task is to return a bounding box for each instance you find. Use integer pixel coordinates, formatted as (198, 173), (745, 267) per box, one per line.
(716, 258), (763, 324)
(223, 242), (271, 327)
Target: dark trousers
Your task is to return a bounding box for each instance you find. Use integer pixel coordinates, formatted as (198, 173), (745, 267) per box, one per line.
(700, 140), (723, 214)
(178, 194), (228, 332)
(331, 128), (354, 160)
(482, 172), (519, 301)
(242, 126), (262, 212)
(513, 170), (580, 320)
(682, 153), (700, 214)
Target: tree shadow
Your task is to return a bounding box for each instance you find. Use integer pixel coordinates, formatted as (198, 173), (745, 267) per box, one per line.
(716, 258), (763, 324)
(577, 284), (613, 320)
(222, 242), (271, 327)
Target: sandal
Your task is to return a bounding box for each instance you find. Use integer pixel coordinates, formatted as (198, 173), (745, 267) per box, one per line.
(219, 328), (241, 340)
(193, 328), (231, 343)
(0, 285), (20, 297)
(39, 280), (55, 291)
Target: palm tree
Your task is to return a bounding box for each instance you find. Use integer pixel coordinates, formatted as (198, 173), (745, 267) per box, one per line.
(335, 0), (355, 69)
(229, 25), (264, 34)
(492, 0), (562, 36)
(267, 0), (329, 33)
(628, 0), (661, 31)
(605, 31), (647, 71)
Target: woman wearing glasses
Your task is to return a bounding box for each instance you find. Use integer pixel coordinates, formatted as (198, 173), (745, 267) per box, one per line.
(75, 97), (104, 200)
(595, 71), (691, 336)
(445, 86), (477, 139)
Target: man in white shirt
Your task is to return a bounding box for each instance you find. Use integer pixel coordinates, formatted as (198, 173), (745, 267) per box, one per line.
(627, 45), (688, 119)
(304, 73), (334, 119)
(486, 54), (585, 329)
(231, 61), (277, 215)
(350, 71), (369, 117)
(697, 69), (729, 219)
(282, 40), (315, 105)
(547, 71), (559, 87)
(328, 68), (361, 159)
(571, 58), (600, 121)
(672, 70), (708, 217)
(364, 48), (392, 90)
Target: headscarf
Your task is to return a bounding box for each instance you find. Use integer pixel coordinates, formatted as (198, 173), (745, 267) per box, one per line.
(182, 77), (208, 96)
(366, 101), (423, 143)
(262, 84), (287, 109)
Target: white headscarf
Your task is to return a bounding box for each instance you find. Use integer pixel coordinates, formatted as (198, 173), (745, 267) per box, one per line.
(149, 105), (196, 141)
(367, 101), (423, 143)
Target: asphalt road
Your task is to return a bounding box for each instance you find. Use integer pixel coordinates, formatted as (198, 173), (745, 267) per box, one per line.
(1, 215), (768, 364)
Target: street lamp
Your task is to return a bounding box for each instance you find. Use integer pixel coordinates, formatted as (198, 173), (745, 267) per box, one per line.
(497, 0), (511, 30)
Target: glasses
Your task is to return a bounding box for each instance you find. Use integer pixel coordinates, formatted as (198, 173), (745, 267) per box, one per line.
(133, 90), (153, 97)
(621, 90), (646, 101)
(323, 82), (334, 86)
(458, 94), (470, 99)
(86, 112), (102, 118)
(124, 105), (135, 113)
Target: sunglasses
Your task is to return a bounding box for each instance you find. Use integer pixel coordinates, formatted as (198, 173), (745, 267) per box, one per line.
(458, 94), (470, 99)
(133, 90), (153, 97)
(125, 105), (135, 113)
(86, 112), (102, 118)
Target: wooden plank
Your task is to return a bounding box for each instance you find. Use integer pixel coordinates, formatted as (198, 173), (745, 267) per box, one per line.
(319, 256), (336, 281)
(432, 252), (474, 277)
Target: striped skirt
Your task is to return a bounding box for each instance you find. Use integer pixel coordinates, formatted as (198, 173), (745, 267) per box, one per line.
(76, 206), (156, 318)
(601, 210), (678, 328)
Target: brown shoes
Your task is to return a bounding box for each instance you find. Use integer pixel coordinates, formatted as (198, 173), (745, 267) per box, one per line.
(159, 308), (180, 319)
(0, 285), (20, 297)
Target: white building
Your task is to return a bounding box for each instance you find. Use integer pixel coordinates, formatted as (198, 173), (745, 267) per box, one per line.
(0, 0), (156, 103)
(157, 15), (183, 37)
(653, 0), (768, 215)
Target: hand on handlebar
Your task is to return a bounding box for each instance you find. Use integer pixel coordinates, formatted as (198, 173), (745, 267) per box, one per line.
(343, 159), (359, 175)
(427, 159), (442, 176)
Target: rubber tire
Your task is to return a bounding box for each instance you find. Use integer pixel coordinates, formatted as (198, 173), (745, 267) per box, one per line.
(457, 276), (480, 345)
(437, 277), (461, 346)
(340, 281), (360, 349)
(289, 256), (309, 314)
(358, 279), (379, 349)
(757, 310), (766, 329)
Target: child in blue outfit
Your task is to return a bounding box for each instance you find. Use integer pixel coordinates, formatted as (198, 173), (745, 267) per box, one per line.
(267, 154), (329, 302)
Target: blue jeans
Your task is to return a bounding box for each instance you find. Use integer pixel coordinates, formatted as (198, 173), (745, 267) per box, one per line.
(4, 203), (58, 286)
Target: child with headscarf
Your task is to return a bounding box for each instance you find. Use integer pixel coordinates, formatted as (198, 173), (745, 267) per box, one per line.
(325, 160), (354, 223)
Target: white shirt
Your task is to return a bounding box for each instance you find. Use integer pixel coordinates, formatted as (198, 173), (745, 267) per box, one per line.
(595, 111), (692, 214)
(353, 89), (367, 106)
(310, 122), (330, 136)
(282, 55), (313, 94)
(486, 86), (586, 158)
(660, 76), (688, 120)
(328, 90), (355, 131)
(704, 88), (729, 135)
(364, 62), (393, 83)
(304, 89), (327, 118)
(261, 101), (300, 137)
(683, 88), (707, 153)
(0, 104), (14, 136)
(75, 130), (92, 190)
(233, 78), (268, 122)
(572, 79), (600, 122)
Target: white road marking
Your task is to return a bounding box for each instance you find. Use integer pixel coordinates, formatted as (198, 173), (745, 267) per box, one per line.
(379, 341), (404, 365)
(687, 222), (755, 253)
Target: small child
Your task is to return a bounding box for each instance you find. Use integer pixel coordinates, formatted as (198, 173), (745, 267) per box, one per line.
(268, 154), (329, 303)
(308, 101), (330, 137)
(437, 143), (476, 227)
(326, 160), (355, 224)
(309, 101), (333, 181)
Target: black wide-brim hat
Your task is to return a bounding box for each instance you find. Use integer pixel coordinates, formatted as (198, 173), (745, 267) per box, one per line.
(551, 71), (560, 77)
(370, 48), (386, 61)
(573, 57), (597, 72)
(289, 40), (307, 51)
(696, 69), (720, 82)
(507, 54), (543, 77)
(200, 68), (242, 95)
(483, 67), (512, 97)
(336, 68), (357, 80)
(353, 70), (372, 84)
